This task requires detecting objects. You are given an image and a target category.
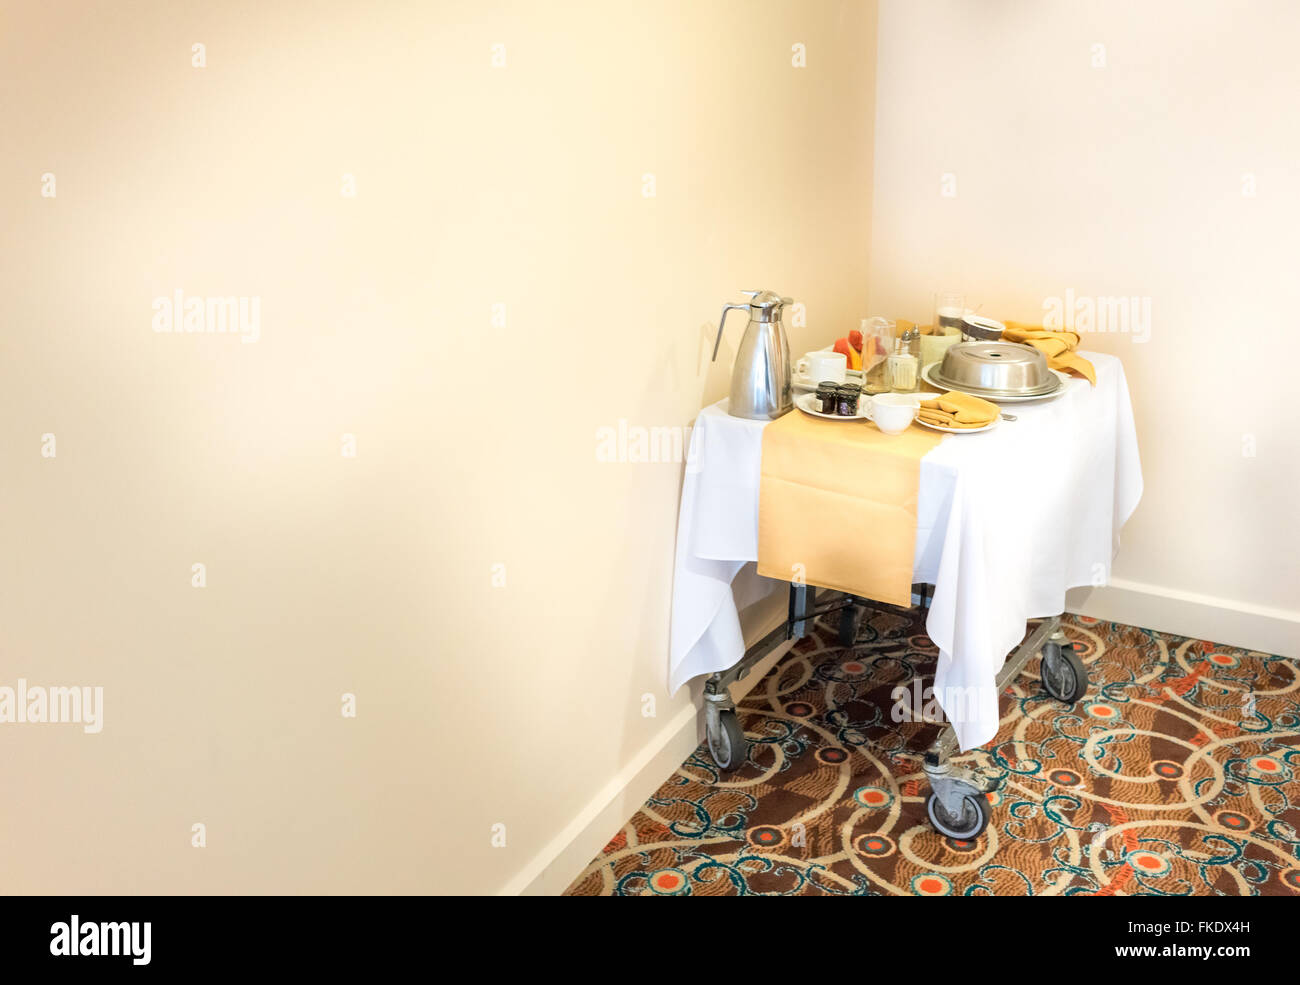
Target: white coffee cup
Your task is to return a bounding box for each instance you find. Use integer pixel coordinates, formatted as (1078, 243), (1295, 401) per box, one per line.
(865, 393), (919, 435)
(796, 350), (847, 384)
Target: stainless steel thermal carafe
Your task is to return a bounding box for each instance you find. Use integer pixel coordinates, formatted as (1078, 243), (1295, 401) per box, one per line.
(711, 290), (793, 421)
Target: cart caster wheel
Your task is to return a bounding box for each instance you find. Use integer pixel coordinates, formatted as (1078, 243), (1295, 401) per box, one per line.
(926, 787), (992, 840)
(1041, 640), (1089, 704)
(837, 605), (861, 647)
(707, 710), (748, 772)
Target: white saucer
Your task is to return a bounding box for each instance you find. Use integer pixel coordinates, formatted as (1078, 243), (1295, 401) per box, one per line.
(793, 370), (864, 393)
(793, 391), (868, 421)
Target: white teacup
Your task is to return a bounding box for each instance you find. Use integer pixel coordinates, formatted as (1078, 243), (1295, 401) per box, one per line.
(796, 350), (847, 384)
(865, 393), (920, 434)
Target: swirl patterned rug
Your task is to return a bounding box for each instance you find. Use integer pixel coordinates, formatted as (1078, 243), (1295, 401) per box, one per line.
(564, 609), (1300, 896)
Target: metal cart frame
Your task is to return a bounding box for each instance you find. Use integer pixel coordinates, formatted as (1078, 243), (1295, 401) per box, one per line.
(701, 581), (1087, 840)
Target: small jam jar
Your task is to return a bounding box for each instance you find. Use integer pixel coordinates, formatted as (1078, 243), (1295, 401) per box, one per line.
(835, 385), (861, 417)
(816, 381), (838, 414)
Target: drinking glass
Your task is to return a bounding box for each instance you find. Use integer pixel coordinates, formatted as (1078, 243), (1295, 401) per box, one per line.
(933, 291), (966, 336)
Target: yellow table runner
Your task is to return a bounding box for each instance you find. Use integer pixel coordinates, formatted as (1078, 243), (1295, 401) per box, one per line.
(758, 411), (944, 606)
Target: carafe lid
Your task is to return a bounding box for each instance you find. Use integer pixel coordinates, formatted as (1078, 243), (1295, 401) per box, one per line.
(744, 289), (791, 309)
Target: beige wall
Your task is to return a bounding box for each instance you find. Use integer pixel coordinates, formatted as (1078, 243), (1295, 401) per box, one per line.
(868, 0), (1299, 647)
(0, 1), (876, 893)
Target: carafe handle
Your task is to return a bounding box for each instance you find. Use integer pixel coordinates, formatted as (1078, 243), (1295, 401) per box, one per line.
(711, 292), (760, 362)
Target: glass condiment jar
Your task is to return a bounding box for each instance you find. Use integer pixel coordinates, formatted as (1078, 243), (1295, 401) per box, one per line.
(816, 381), (838, 414)
(886, 338), (919, 392)
(835, 384), (861, 417)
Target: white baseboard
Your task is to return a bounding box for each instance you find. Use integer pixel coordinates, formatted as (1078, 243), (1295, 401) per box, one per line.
(506, 598), (795, 896)
(1066, 577), (1300, 659)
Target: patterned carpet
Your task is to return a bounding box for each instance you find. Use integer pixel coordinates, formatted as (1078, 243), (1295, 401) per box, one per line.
(565, 608), (1300, 896)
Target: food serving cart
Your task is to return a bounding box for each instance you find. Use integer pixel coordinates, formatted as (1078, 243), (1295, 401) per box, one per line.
(669, 351), (1142, 840)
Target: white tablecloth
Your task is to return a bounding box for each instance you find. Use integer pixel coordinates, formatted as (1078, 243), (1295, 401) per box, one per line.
(669, 352), (1142, 751)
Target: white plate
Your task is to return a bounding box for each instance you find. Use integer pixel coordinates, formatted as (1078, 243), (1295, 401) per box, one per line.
(921, 363), (1068, 403)
(914, 414), (1000, 434)
(793, 391), (868, 420)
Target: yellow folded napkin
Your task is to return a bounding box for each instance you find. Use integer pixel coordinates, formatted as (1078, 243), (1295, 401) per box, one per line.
(919, 390), (1000, 428)
(1001, 322), (1096, 385)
